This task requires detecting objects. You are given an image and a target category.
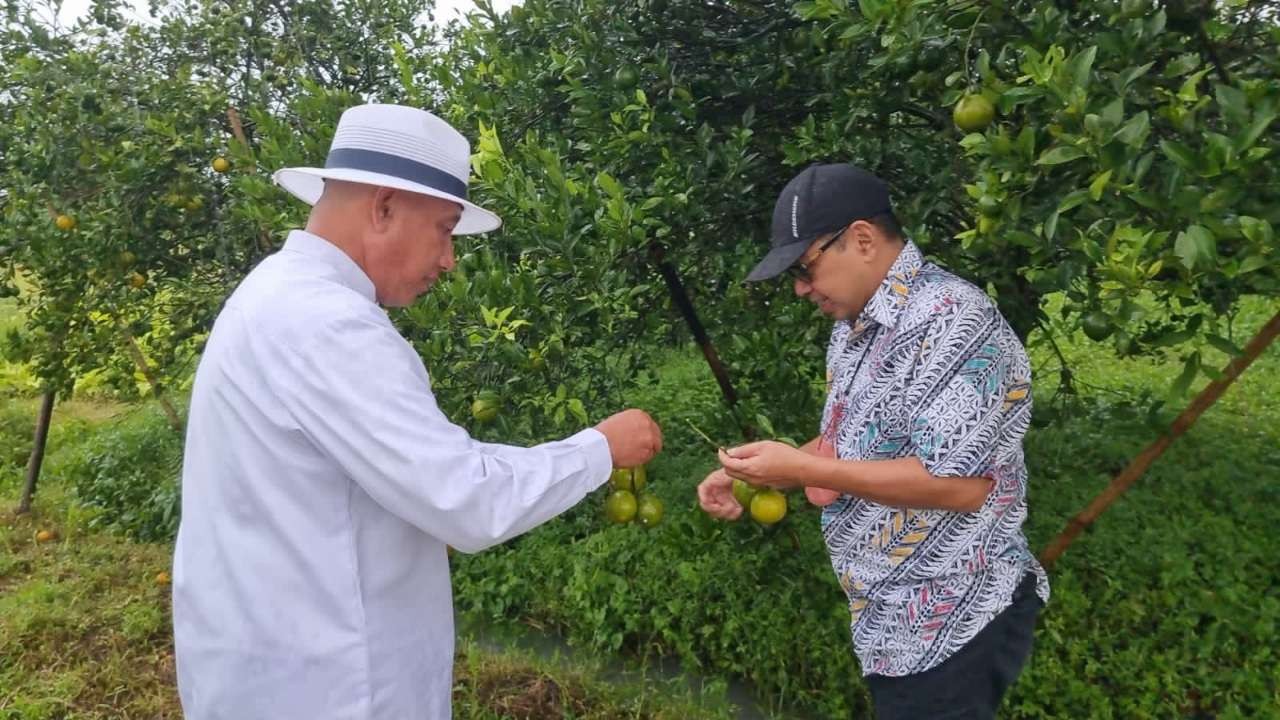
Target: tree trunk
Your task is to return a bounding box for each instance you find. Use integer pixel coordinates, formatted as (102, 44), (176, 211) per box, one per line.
(1040, 310), (1280, 569)
(648, 242), (754, 440)
(121, 326), (185, 435)
(14, 389), (55, 515)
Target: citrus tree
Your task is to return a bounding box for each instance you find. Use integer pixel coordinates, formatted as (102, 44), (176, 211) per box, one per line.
(416, 0), (1278, 442)
(0, 0), (439, 504)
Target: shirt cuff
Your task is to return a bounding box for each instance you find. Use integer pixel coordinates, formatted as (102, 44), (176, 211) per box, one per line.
(568, 427), (613, 490)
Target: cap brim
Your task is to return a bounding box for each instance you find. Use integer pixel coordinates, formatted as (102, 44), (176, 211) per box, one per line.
(272, 167), (502, 235)
(745, 242), (809, 282)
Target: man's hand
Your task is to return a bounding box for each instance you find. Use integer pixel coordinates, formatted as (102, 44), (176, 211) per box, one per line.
(696, 468), (742, 521)
(718, 441), (809, 490)
(595, 409), (662, 468)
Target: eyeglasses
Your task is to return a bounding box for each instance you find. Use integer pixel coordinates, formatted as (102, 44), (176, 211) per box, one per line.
(787, 224), (849, 281)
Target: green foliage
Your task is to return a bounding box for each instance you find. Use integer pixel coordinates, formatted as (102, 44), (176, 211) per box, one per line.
(0, 403), (33, 469)
(0, 0), (437, 399)
(451, 310), (1280, 717)
(63, 407), (183, 542)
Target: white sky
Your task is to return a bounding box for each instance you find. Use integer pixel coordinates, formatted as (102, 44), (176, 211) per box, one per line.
(49, 0), (518, 28)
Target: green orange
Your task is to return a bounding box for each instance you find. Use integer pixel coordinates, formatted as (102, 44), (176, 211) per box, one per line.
(636, 493), (664, 527)
(953, 94), (995, 132)
(471, 390), (501, 423)
(605, 489), (638, 524)
(609, 465), (647, 493)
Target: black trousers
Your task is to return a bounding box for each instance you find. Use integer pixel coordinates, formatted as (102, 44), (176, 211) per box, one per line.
(865, 573), (1042, 720)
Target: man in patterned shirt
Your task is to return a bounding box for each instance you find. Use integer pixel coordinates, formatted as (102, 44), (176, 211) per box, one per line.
(697, 163), (1049, 719)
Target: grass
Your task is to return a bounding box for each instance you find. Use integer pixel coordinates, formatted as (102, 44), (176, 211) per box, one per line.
(1, 480), (736, 719)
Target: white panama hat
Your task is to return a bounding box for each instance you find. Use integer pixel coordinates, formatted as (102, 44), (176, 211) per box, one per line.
(272, 103), (501, 235)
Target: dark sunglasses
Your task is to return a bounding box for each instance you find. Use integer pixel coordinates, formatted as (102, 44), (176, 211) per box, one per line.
(787, 224), (850, 280)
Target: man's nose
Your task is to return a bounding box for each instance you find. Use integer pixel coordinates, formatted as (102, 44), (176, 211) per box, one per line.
(794, 276), (811, 297)
(440, 239), (456, 272)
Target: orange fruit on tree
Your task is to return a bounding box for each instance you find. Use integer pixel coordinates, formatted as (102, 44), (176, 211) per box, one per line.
(471, 391), (501, 423)
(732, 478), (757, 509)
(55, 214), (76, 231)
(212, 156), (230, 173)
(614, 66), (639, 88)
(1081, 311), (1114, 342)
(749, 489), (787, 525)
(604, 489), (638, 524)
(35, 529), (57, 543)
(128, 271), (147, 289)
(953, 94), (995, 133)
(155, 571), (171, 585)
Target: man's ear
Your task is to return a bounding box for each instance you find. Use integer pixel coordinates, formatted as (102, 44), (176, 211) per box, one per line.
(848, 219), (879, 258)
(370, 187), (397, 231)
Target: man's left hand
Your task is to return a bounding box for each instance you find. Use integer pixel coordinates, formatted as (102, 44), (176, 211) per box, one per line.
(718, 441), (810, 490)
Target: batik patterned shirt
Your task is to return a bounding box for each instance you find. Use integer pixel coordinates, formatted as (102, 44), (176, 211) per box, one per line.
(818, 240), (1050, 677)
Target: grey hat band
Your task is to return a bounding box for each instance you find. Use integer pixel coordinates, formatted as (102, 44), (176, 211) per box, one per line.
(325, 147), (468, 200)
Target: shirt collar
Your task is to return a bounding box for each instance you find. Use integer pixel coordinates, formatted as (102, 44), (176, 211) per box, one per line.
(850, 240), (925, 334)
(282, 230), (377, 303)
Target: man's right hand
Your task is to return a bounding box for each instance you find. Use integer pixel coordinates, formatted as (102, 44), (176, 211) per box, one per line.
(697, 468), (742, 520)
(595, 409), (662, 469)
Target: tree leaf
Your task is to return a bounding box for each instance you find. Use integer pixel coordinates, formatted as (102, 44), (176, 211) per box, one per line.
(1238, 105), (1277, 151)
(1117, 61), (1154, 90)
(1159, 140), (1198, 171)
(1239, 216), (1274, 246)
(1068, 46), (1098, 90)
(1036, 145), (1087, 165)
(1174, 225), (1216, 270)
(1214, 84), (1249, 127)
(1205, 334), (1243, 357)
(596, 171), (622, 198)
(1112, 111), (1150, 146)
(1169, 352), (1201, 398)
(1238, 254), (1272, 274)
(1089, 170), (1112, 201)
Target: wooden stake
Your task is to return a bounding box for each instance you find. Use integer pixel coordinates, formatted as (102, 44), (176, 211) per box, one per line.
(1040, 310), (1280, 569)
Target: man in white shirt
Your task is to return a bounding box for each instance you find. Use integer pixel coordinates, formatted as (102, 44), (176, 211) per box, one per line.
(172, 104), (662, 719)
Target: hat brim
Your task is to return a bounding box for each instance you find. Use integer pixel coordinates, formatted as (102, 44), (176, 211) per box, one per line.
(272, 167), (502, 235)
(745, 241), (809, 282)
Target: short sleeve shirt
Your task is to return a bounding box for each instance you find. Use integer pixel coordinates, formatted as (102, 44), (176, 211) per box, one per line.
(818, 240), (1050, 677)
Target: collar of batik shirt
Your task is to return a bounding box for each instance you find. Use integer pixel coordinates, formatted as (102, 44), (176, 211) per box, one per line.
(848, 239), (925, 337)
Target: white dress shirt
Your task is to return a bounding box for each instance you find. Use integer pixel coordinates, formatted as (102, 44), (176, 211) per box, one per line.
(173, 230), (612, 719)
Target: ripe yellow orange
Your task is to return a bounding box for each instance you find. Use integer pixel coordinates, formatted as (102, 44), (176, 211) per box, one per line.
(749, 489), (787, 525)
(55, 214), (76, 231)
(212, 156), (230, 173)
(35, 529), (57, 543)
(155, 571), (171, 585)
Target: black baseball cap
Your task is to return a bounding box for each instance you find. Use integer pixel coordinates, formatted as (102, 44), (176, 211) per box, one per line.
(745, 163), (892, 282)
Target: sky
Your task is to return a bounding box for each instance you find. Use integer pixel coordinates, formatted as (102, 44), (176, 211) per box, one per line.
(48, 0), (518, 28)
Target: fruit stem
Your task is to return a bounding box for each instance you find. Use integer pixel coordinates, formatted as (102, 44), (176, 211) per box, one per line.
(684, 418), (724, 453)
(963, 7), (988, 90)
